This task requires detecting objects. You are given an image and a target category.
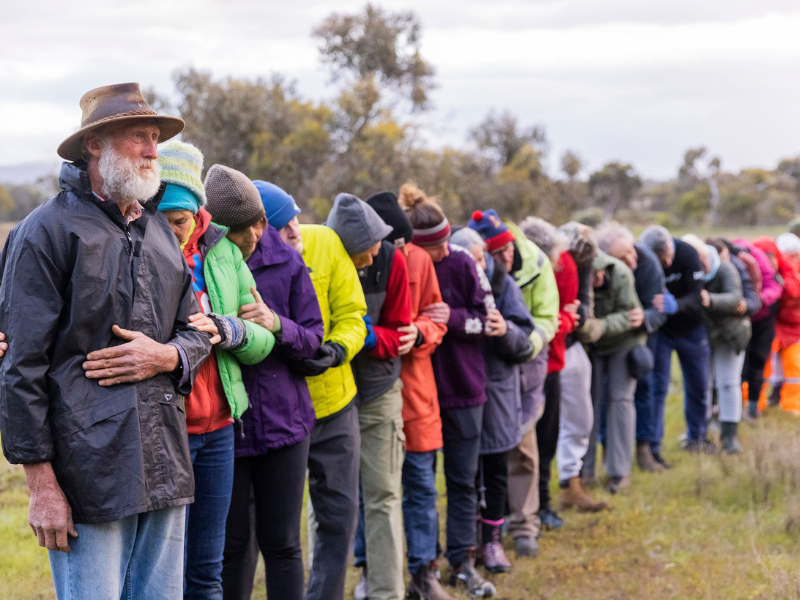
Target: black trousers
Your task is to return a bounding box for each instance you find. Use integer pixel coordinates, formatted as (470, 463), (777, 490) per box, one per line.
(221, 436), (310, 600)
(742, 309), (777, 402)
(478, 451), (509, 543)
(537, 371), (561, 510)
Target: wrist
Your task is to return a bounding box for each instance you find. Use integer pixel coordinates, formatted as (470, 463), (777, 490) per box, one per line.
(24, 462), (58, 493)
(161, 343), (180, 373)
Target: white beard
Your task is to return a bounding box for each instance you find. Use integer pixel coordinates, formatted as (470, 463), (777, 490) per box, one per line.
(97, 140), (162, 208)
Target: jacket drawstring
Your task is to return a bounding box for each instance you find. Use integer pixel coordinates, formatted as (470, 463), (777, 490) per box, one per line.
(237, 418), (245, 439)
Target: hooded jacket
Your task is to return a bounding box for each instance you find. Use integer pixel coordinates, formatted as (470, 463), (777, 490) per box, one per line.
(592, 250), (646, 356)
(735, 238), (782, 322)
(634, 243), (668, 335)
(548, 251), (578, 373)
(504, 221), (560, 359)
(238, 226), (324, 454)
(0, 161), (211, 524)
(401, 243), (447, 452)
(703, 258), (751, 353)
(300, 225), (368, 419)
(753, 237), (800, 348)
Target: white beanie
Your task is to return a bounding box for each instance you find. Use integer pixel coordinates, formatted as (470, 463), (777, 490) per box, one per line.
(776, 232), (800, 255)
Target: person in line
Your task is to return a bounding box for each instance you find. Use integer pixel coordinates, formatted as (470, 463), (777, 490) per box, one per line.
(596, 222), (672, 473)
(213, 179), (324, 600)
(589, 249), (646, 493)
(755, 234), (800, 415)
(400, 184), (497, 597)
(640, 225), (712, 457)
(683, 236), (750, 453)
(0, 83), (211, 599)
(371, 191), (452, 600)
(156, 145), (276, 599)
(327, 193), (411, 600)
(452, 225), (535, 574)
(734, 237), (781, 418)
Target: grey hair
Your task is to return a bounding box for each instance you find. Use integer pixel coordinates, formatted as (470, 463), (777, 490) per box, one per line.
(519, 216), (567, 262)
(450, 227), (486, 252)
(595, 221), (635, 254)
(640, 225), (673, 257)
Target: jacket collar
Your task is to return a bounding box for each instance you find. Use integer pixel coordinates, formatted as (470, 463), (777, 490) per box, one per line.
(246, 225), (294, 270)
(196, 209), (228, 256)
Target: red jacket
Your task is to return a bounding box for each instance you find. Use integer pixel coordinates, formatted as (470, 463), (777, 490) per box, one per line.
(754, 237), (800, 348)
(370, 248), (411, 359)
(548, 251), (579, 373)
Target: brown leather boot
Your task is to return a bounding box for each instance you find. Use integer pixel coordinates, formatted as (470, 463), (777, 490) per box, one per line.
(560, 477), (609, 512)
(636, 441), (664, 473)
(408, 562), (455, 600)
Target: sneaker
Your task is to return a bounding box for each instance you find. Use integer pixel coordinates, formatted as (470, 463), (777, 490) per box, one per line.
(355, 567), (369, 600)
(514, 536), (539, 557)
(537, 506), (564, 530)
(449, 549), (496, 597)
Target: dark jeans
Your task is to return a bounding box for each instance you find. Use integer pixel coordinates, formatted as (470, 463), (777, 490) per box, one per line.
(441, 405), (483, 567)
(537, 371), (561, 509)
(401, 450), (439, 575)
(478, 451), (509, 543)
(634, 334), (660, 442)
(185, 424), (235, 600)
(743, 312), (776, 402)
(651, 325), (710, 453)
(221, 436), (310, 600)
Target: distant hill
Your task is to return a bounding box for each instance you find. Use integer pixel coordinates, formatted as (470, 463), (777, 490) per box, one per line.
(0, 162), (60, 185)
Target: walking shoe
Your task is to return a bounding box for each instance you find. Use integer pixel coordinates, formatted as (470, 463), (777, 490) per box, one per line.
(768, 384), (782, 407)
(720, 422), (743, 455)
(537, 505), (564, 530)
(636, 441), (664, 473)
(482, 524), (512, 573)
(449, 549), (496, 597)
(684, 438), (718, 455)
(560, 477), (610, 512)
(747, 400), (759, 420)
(606, 475), (631, 495)
(651, 450), (672, 469)
(407, 563), (454, 600)
(355, 567), (369, 600)
(514, 536), (539, 557)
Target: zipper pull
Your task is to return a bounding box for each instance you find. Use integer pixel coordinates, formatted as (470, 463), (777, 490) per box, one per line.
(237, 418), (245, 439)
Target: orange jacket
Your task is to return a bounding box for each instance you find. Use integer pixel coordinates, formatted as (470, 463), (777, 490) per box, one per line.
(400, 243), (448, 452)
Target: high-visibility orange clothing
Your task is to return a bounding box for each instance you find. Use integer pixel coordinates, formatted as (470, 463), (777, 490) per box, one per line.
(759, 338), (800, 414)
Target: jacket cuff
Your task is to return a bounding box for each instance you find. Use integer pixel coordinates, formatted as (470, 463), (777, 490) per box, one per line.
(167, 341), (191, 389)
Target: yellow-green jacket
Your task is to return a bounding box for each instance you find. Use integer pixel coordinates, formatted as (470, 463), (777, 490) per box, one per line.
(505, 221), (560, 359)
(300, 225), (368, 418)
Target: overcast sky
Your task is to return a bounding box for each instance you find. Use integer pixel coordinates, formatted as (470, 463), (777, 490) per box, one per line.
(2, 0), (800, 179)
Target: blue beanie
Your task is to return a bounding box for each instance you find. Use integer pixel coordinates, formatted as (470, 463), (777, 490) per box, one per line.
(159, 183), (201, 214)
(253, 180), (301, 231)
(467, 209), (515, 253)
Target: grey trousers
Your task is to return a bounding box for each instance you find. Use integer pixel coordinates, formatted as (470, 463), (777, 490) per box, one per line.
(584, 349), (637, 478)
(306, 405), (361, 600)
(557, 343), (594, 481)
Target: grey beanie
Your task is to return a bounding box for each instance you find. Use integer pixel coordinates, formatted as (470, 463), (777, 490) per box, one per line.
(204, 164), (265, 231)
(326, 193), (393, 255)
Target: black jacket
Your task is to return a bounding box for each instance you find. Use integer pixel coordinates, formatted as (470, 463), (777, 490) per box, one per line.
(0, 162), (211, 524)
(662, 238), (706, 337)
(634, 243), (667, 335)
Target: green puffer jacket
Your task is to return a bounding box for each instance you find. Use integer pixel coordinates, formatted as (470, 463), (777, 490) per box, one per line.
(592, 250), (646, 356)
(704, 260), (752, 353)
(198, 222), (275, 420)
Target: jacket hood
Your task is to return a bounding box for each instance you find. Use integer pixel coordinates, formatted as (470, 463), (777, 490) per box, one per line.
(592, 248), (615, 272)
(504, 220), (543, 287)
(326, 193), (393, 256)
(247, 224), (297, 270)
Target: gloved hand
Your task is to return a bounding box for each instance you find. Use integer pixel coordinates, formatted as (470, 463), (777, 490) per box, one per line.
(663, 291), (679, 315)
(294, 342), (347, 377)
(363, 316), (377, 351)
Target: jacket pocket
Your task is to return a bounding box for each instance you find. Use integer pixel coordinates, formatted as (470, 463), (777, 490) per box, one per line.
(51, 389), (137, 438)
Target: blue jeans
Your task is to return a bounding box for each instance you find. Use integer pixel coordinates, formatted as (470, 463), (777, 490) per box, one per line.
(634, 334), (660, 442)
(185, 424), (235, 600)
(402, 451), (439, 575)
(651, 325), (711, 453)
(49, 504), (186, 600)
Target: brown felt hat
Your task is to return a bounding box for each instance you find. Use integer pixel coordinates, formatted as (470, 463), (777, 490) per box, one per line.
(57, 82), (185, 162)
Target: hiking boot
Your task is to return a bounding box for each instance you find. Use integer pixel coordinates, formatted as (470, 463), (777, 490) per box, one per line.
(407, 563), (454, 600)
(537, 505), (564, 530)
(514, 536), (539, 557)
(720, 421), (743, 455)
(651, 450), (672, 469)
(636, 441), (664, 473)
(769, 384), (782, 407)
(355, 566), (369, 600)
(606, 475), (631, 495)
(482, 524), (511, 573)
(449, 549), (496, 597)
(685, 438), (718, 455)
(560, 477), (610, 512)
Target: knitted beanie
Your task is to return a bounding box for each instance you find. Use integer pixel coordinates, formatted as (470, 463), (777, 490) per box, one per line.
(204, 164), (265, 231)
(366, 191), (413, 247)
(253, 180), (301, 231)
(157, 141), (206, 206)
(468, 209), (515, 252)
(326, 193), (393, 256)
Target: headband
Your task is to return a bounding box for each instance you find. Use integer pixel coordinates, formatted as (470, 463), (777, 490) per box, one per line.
(412, 218), (451, 247)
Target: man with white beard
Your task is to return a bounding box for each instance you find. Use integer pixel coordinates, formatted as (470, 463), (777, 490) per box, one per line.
(0, 83), (212, 600)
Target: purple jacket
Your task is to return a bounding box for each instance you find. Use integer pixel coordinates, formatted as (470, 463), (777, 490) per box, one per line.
(237, 227), (323, 455)
(432, 244), (494, 409)
(735, 238), (782, 322)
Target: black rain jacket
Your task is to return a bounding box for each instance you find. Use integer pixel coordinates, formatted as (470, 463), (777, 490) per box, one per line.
(0, 161), (211, 524)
